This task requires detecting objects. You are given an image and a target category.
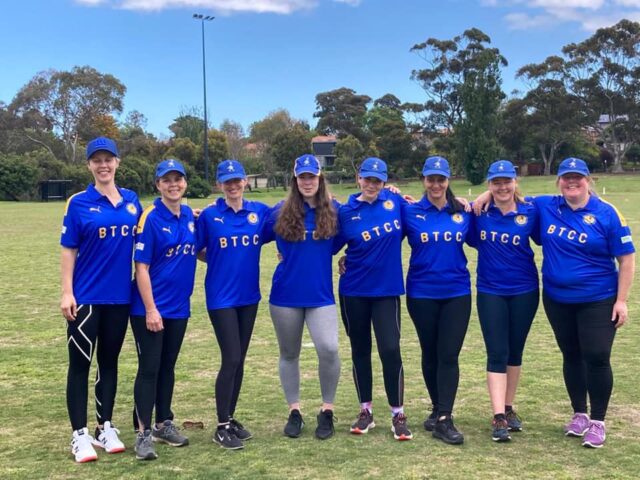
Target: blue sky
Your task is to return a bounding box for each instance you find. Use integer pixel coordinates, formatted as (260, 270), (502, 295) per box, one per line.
(2, 0), (639, 137)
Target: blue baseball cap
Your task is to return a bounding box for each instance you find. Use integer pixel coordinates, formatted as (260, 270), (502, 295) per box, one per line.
(86, 137), (118, 160)
(359, 157), (388, 182)
(217, 159), (246, 183)
(294, 154), (321, 176)
(487, 160), (517, 181)
(422, 156), (450, 178)
(558, 157), (590, 177)
(156, 159), (186, 179)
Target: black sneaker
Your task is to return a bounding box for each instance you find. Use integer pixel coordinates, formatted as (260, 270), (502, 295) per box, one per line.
(212, 425), (243, 450)
(423, 408), (438, 432)
(506, 410), (523, 432)
(350, 409), (375, 434)
(152, 420), (189, 447)
(315, 409), (335, 440)
(284, 409), (304, 438)
(391, 413), (413, 441)
(492, 417), (511, 442)
(432, 416), (464, 445)
(229, 418), (253, 441)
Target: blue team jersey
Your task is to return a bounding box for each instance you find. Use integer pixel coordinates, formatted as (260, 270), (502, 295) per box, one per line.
(60, 184), (142, 304)
(196, 198), (272, 310)
(467, 201), (540, 296)
(402, 197), (471, 299)
(267, 200), (340, 308)
(535, 195), (635, 303)
(130, 198), (197, 319)
(335, 189), (405, 297)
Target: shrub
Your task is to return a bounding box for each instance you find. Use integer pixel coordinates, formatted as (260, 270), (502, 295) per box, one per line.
(0, 155), (39, 200)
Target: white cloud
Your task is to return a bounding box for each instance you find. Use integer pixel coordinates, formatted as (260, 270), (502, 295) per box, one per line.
(333, 0), (361, 5)
(482, 0), (640, 30)
(75, 0), (319, 14)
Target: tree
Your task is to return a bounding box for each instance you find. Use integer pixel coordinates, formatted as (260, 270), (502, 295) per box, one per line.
(314, 87), (371, 142)
(268, 124), (314, 187)
(10, 66), (126, 163)
(334, 135), (364, 180)
(365, 101), (412, 173)
(220, 119), (246, 160)
(169, 111), (204, 145)
(498, 97), (535, 165)
(165, 137), (198, 165)
(562, 19), (640, 172)
(516, 56), (588, 175)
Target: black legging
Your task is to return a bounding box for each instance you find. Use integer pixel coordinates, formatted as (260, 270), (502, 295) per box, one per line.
(407, 295), (471, 416)
(66, 304), (129, 431)
(130, 315), (188, 429)
(543, 292), (616, 421)
(339, 295), (404, 407)
(209, 304), (258, 424)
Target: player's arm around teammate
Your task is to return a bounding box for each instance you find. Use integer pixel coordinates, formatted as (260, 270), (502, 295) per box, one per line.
(267, 154), (341, 440)
(336, 157), (413, 441)
(195, 160), (272, 450)
(535, 158), (635, 449)
(129, 160), (196, 460)
(402, 156), (472, 445)
(60, 137), (142, 463)
(467, 160), (540, 442)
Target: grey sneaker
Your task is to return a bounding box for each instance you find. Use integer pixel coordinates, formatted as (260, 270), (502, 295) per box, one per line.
(152, 420), (189, 447)
(135, 430), (158, 461)
(506, 410), (523, 432)
(213, 425), (244, 450)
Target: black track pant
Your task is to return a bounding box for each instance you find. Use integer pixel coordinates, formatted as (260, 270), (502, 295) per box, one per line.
(209, 304), (258, 423)
(130, 315), (188, 429)
(407, 295), (471, 415)
(339, 295), (404, 407)
(66, 304), (129, 431)
(477, 290), (539, 373)
(543, 292), (616, 421)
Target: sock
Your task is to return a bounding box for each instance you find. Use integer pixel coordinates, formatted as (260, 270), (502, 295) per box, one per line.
(505, 405), (513, 413)
(217, 422), (230, 430)
(494, 413), (506, 421)
(391, 406), (404, 417)
(360, 402), (372, 413)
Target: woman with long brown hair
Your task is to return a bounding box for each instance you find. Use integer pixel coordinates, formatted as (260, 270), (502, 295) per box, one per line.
(267, 154), (341, 440)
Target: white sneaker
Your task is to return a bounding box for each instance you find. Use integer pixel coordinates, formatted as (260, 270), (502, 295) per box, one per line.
(93, 421), (126, 453)
(71, 428), (98, 463)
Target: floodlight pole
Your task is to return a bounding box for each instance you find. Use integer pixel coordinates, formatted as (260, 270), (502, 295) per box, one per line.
(193, 13), (215, 182)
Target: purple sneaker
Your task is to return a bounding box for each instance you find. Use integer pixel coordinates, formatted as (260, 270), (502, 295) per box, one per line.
(564, 413), (590, 437)
(582, 421), (606, 448)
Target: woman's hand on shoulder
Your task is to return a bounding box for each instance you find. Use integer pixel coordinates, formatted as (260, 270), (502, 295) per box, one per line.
(472, 191), (493, 215)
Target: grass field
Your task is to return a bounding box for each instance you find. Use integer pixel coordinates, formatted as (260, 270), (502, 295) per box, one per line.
(1, 175), (639, 479)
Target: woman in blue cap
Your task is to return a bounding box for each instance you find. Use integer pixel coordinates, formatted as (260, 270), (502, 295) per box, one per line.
(474, 157), (635, 448)
(467, 160), (540, 442)
(402, 156), (471, 445)
(334, 157), (413, 441)
(196, 159), (272, 450)
(129, 159), (196, 460)
(267, 154), (341, 440)
(60, 137), (142, 463)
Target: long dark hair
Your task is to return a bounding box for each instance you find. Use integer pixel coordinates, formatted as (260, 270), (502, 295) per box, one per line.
(445, 186), (464, 214)
(275, 174), (337, 241)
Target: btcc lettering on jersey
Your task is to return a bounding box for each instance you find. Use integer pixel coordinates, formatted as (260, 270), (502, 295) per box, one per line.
(420, 231), (463, 243)
(166, 243), (197, 257)
(360, 220), (401, 241)
(546, 224), (587, 244)
(479, 230), (521, 245)
(219, 234), (260, 248)
(98, 224), (131, 239)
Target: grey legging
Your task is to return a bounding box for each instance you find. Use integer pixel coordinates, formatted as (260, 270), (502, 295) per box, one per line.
(269, 304), (341, 405)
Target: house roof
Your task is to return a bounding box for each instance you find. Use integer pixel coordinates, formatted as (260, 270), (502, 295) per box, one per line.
(312, 135), (337, 143)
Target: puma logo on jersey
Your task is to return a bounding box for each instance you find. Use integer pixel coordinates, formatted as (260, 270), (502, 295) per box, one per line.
(416, 214), (426, 221)
(89, 207), (101, 213)
(351, 214), (361, 221)
(162, 227), (172, 234)
(214, 217), (224, 224)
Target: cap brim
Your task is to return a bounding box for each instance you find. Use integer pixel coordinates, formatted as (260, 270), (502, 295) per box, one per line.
(295, 167), (320, 176)
(558, 169), (588, 177)
(422, 169), (450, 178)
(156, 168), (186, 179)
(87, 148), (118, 160)
(359, 172), (387, 182)
(487, 172), (516, 181)
(218, 173), (246, 183)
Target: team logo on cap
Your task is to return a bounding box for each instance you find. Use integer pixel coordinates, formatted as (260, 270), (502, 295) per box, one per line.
(127, 203), (138, 216)
(498, 162), (505, 171)
(569, 159), (577, 168)
(303, 158), (310, 166)
(188, 221), (195, 233)
(451, 213), (463, 224)
(434, 160), (442, 168)
(583, 214), (596, 225)
(227, 163), (235, 172)
(515, 215), (528, 226)
(247, 212), (259, 224)
(373, 161), (379, 171)
(168, 160), (175, 167)
(383, 200), (395, 211)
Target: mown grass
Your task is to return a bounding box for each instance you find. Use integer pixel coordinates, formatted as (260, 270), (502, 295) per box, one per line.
(1, 175), (639, 479)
